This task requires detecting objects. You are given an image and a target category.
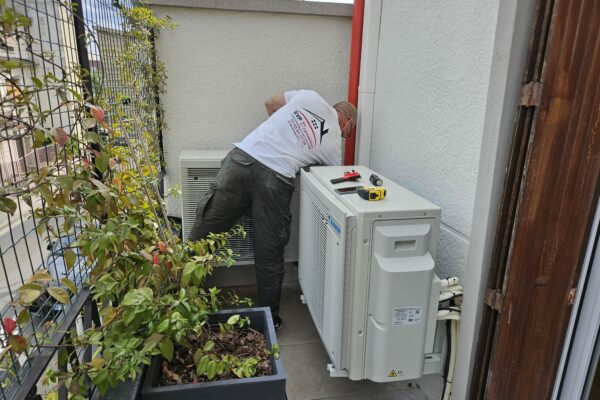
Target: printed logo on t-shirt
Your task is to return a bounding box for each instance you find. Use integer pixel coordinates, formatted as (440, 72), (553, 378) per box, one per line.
(287, 108), (329, 150)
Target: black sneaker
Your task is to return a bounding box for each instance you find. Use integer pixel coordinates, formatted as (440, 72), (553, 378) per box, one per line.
(273, 315), (282, 331)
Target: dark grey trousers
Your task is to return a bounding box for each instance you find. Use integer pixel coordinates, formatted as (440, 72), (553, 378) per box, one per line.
(188, 148), (294, 318)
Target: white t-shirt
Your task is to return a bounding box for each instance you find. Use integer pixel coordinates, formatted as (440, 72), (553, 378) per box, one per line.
(235, 90), (342, 178)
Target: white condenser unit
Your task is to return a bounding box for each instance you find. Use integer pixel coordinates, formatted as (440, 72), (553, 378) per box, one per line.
(299, 165), (442, 382)
(179, 150), (301, 263)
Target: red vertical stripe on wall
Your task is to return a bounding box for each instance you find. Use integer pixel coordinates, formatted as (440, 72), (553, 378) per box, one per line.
(344, 0), (364, 165)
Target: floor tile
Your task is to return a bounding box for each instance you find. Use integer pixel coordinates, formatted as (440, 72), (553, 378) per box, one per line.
(281, 341), (426, 400)
(277, 285), (321, 345)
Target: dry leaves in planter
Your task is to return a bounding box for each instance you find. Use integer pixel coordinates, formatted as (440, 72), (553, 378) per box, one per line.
(159, 315), (277, 386)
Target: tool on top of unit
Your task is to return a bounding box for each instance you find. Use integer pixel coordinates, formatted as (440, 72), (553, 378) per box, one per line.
(369, 174), (383, 186)
(335, 186), (362, 194)
(358, 186), (386, 201)
(330, 170), (361, 184)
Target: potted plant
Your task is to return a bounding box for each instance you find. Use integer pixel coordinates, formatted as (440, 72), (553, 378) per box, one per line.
(0, 4), (286, 399)
(140, 307), (286, 400)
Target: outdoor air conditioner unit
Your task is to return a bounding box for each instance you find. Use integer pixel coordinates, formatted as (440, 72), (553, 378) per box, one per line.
(179, 150), (301, 264)
(299, 165), (442, 382)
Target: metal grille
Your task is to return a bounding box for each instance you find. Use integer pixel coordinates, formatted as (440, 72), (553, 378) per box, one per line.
(299, 185), (346, 367)
(0, 1), (161, 398)
(181, 163), (255, 261)
(180, 153), (301, 263)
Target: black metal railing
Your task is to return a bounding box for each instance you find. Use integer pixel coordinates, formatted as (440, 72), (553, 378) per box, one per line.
(0, 1), (159, 398)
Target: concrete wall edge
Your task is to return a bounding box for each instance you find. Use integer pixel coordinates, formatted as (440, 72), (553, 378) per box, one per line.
(147, 0), (353, 18)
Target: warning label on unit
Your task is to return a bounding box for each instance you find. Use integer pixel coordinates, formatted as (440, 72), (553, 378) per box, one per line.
(393, 307), (422, 326)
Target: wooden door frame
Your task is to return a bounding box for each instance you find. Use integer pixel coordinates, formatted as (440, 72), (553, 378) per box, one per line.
(470, 0), (600, 398)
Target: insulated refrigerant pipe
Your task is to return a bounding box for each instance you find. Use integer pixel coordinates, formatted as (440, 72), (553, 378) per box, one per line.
(343, 0), (364, 165)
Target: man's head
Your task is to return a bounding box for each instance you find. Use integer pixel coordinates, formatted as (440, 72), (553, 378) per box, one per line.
(334, 101), (357, 138)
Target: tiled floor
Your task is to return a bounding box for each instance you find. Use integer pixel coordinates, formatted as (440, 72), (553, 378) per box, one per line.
(214, 264), (444, 400)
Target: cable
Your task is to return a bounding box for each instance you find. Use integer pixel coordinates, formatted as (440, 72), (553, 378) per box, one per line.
(440, 320), (451, 400)
(438, 306), (462, 313)
(443, 319), (459, 400)
(441, 284), (463, 293)
(437, 279), (462, 400)
(440, 277), (460, 288)
(439, 290), (464, 302)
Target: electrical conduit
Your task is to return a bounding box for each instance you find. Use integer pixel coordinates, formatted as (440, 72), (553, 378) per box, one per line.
(344, 0), (364, 165)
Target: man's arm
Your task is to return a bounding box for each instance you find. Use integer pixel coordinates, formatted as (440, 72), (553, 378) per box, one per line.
(265, 93), (286, 116)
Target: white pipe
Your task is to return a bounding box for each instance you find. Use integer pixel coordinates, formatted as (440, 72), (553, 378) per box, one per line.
(355, 0), (382, 166)
(438, 314), (461, 321)
(443, 320), (459, 400)
(441, 284), (464, 293)
(439, 289), (464, 302)
(440, 277), (460, 288)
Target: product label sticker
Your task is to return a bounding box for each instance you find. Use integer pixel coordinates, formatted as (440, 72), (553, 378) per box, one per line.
(393, 306), (422, 326)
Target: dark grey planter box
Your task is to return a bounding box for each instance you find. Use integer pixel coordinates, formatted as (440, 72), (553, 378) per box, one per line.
(140, 307), (286, 400)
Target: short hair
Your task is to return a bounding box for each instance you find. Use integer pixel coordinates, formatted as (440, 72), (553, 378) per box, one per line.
(333, 101), (357, 129)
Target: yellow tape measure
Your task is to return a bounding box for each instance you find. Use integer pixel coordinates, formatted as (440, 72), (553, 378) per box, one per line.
(357, 186), (386, 201)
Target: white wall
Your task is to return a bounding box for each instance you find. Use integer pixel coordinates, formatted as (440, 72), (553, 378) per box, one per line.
(151, 3), (352, 216)
(366, 0), (500, 279)
(361, 0), (536, 397)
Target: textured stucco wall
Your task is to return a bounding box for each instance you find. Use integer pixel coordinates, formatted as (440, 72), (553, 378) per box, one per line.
(369, 0), (500, 279)
(151, 6), (351, 216)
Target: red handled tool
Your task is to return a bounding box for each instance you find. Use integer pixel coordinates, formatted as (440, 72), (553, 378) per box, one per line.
(330, 170), (361, 184)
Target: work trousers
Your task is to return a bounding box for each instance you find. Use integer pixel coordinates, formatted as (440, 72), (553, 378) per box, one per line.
(188, 147), (294, 318)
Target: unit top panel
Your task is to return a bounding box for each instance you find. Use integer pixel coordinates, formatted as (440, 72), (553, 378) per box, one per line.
(179, 149), (231, 163)
(306, 166), (441, 219)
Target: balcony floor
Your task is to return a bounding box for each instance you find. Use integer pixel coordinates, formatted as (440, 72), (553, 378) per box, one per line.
(214, 264), (444, 400)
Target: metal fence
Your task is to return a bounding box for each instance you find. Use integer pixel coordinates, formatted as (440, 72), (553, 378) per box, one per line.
(0, 1), (159, 398)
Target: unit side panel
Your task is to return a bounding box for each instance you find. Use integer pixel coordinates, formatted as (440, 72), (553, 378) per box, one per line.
(346, 217), (375, 380)
(299, 171), (354, 370)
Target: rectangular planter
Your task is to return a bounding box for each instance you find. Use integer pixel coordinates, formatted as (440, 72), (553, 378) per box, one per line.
(140, 307), (286, 400)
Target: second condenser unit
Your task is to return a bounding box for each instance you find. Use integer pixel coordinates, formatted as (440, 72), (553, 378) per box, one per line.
(179, 149), (301, 263)
(299, 166), (442, 382)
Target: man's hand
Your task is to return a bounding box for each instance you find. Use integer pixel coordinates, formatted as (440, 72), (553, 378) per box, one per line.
(265, 93), (286, 116)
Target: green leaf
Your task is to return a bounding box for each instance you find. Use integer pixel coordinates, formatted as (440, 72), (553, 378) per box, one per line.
(193, 349), (204, 365)
(144, 333), (164, 350)
(60, 278), (77, 295)
(193, 264), (205, 281)
(82, 117), (97, 129)
(196, 354), (209, 376)
(156, 319), (169, 332)
(159, 339), (174, 361)
(64, 249), (77, 270)
(203, 340), (214, 352)
(58, 349), (69, 365)
(28, 271), (53, 282)
(100, 305), (116, 325)
(86, 131), (102, 144)
(32, 128), (50, 148)
(123, 308), (137, 325)
(31, 77), (43, 89)
(227, 315), (240, 325)
(181, 262), (195, 287)
(0, 60), (23, 70)
(16, 309), (30, 325)
(206, 360), (217, 380)
(18, 283), (44, 304)
(47, 287), (70, 304)
(8, 335), (27, 354)
(95, 153), (109, 174)
(121, 288), (153, 306)
(57, 176), (74, 190)
(0, 197), (17, 215)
